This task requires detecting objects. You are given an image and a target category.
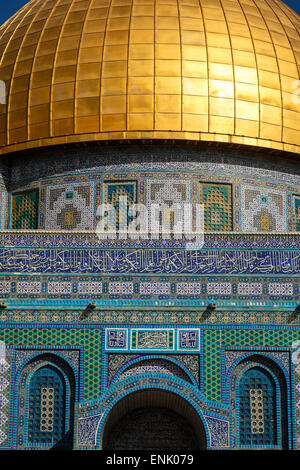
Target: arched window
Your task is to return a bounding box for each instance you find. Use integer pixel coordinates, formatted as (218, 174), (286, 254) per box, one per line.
(27, 365), (68, 447)
(238, 366), (277, 447)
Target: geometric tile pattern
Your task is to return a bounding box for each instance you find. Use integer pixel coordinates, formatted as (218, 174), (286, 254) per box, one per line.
(199, 183), (232, 232)
(294, 363), (300, 447)
(0, 377), (9, 392)
(116, 358), (192, 384)
(11, 190), (38, 230)
(0, 353), (11, 448)
(0, 274), (298, 305)
(237, 283), (262, 295)
(0, 191), (7, 229)
(147, 180), (191, 235)
(241, 185), (287, 232)
(15, 353), (76, 450)
(102, 181), (137, 232)
(28, 366), (65, 445)
(204, 416), (230, 448)
(4, 163), (300, 235)
(250, 389), (264, 434)
(148, 180), (190, 205)
(176, 283), (201, 295)
(239, 367), (276, 447)
(77, 375), (231, 450)
(141, 282), (170, 295)
(107, 354), (200, 388)
(45, 183), (94, 231)
(0, 411), (8, 427)
(293, 195), (300, 232)
(0, 430), (6, 445)
(3, 154), (300, 235)
(1, 159), (300, 452)
(268, 283), (293, 296)
(0, 394), (8, 409)
(0, 325), (297, 448)
(226, 351), (289, 450)
(0, 309), (297, 327)
(204, 329), (299, 402)
(207, 283), (232, 295)
(0, 329), (101, 401)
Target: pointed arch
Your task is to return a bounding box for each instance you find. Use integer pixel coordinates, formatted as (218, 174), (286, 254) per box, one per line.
(110, 355), (196, 386)
(100, 388), (208, 450)
(15, 353), (76, 450)
(229, 354), (290, 449)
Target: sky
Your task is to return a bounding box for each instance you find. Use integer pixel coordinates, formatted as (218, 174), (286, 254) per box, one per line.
(0, 0), (299, 29)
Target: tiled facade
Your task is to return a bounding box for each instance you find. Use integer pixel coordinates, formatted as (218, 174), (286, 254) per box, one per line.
(0, 144), (299, 450)
(0, 0), (299, 451)
(293, 195), (300, 232)
(3, 146), (300, 234)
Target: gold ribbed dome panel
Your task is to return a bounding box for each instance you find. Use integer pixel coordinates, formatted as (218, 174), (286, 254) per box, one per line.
(0, 0), (299, 154)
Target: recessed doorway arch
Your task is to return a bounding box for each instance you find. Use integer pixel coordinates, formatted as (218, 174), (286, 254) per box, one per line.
(100, 389), (207, 450)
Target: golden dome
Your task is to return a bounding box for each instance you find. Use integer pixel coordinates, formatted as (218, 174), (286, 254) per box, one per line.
(0, 0), (299, 155)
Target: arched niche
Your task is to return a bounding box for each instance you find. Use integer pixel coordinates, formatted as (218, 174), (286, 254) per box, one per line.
(101, 388), (207, 450)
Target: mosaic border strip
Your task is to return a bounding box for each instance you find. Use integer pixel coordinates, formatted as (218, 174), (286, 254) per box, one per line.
(0, 232), (299, 249)
(1, 276), (298, 305)
(6, 157), (300, 234)
(0, 248), (299, 275)
(0, 309), (299, 325)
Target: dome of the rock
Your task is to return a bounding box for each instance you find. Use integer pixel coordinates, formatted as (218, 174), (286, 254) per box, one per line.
(0, 0), (300, 453)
